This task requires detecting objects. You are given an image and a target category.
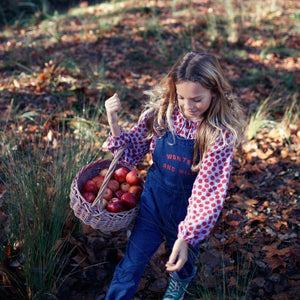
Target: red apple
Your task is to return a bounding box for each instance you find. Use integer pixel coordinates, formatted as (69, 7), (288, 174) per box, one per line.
(121, 192), (138, 209)
(82, 180), (98, 194)
(113, 167), (129, 183)
(92, 175), (104, 188)
(103, 187), (113, 200)
(107, 198), (127, 213)
(107, 179), (120, 192)
(114, 189), (125, 199)
(128, 185), (143, 199)
(99, 167), (109, 177)
(82, 192), (95, 203)
(126, 170), (142, 185)
(120, 182), (131, 192)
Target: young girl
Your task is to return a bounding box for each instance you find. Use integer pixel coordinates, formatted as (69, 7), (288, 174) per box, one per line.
(104, 51), (245, 300)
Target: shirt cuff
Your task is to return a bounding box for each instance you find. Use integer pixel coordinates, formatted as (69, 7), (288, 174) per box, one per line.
(107, 129), (130, 150)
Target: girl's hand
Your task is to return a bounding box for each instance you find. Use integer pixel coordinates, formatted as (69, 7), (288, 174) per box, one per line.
(105, 93), (122, 137)
(165, 238), (188, 272)
(105, 93), (121, 121)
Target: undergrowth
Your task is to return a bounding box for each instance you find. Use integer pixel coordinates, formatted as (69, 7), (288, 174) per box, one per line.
(0, 112), (104, 298)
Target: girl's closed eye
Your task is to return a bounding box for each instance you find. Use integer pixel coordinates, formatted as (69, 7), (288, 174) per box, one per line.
(178, 97), (202, 103)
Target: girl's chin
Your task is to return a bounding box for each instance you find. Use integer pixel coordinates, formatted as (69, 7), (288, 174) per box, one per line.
(179, 108), (202, 121)
(184, 112), (201, 121)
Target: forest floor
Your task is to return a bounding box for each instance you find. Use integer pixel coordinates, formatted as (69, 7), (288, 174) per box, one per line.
(0, 0), (299, 299)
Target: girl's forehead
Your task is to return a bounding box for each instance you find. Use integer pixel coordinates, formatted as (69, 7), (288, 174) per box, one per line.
(175, 81), (210, 95)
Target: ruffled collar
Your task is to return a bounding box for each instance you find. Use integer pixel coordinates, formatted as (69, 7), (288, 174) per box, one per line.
(172, 108), (201, 138)
(174, 108), (202, 125)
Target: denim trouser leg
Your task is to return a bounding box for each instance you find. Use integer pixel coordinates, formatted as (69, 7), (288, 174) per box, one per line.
(105, 200), (163, 300)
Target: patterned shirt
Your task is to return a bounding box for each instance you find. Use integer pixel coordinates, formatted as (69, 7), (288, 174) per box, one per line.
(107, 108), (233, 246)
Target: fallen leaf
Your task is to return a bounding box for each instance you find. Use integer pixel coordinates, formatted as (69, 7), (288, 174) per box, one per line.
(227, 220), (241, 227)
(39, 73), (46, 81)
(230, 195), (259, 210)
(256, 148), (274, 159)
(27, 124), (38, 132)
(263, 255), (286, 271)
(13, 79), (20, 88)
(268, 128), (283, 141)
(247, 211), (267, 222)
(232, 175), (256, 189)
(272, 220), (288, 230)
(71, 253), (89, 268)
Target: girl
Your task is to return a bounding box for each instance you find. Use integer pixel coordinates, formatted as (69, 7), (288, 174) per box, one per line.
(104, 51), (245, 300)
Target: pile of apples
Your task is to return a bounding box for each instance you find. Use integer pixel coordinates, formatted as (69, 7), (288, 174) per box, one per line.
(81, 166), (143, 213)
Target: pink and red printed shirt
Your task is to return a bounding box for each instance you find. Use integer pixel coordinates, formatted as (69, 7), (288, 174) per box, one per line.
(107, 108), (233, 246)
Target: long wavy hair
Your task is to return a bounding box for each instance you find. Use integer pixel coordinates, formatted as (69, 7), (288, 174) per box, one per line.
(140, 51), (246, 172)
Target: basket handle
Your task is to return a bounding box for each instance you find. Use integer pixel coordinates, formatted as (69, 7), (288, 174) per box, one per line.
(91, 146), (127, 208)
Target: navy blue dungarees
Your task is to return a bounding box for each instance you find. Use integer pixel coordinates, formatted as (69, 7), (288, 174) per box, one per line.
(105, 131), (200, 300)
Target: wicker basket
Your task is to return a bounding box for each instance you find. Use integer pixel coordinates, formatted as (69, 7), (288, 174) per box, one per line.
(70, 148), (141, 232)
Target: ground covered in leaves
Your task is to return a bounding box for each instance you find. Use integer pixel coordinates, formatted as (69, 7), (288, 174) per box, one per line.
(0, 0), (299, 299)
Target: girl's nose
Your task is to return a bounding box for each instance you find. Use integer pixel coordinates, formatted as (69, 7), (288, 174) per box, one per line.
(186, 101), (193, 109)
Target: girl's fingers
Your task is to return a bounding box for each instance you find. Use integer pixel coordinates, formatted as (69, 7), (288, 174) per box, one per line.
(165, 249), (179, 272)
(105, 93), (121, 113)
(165, 259), (185, 272)
(168, 249), (178, 265)
(165, 238), (188, 272)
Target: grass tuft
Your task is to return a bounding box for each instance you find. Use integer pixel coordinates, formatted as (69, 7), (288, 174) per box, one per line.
(245, 95), (279, 140)
(246, 91), (299, 141)
(0, 118), (103, 298)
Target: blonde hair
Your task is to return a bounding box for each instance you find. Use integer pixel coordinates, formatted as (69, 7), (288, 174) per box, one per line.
(141, 51), (246, 172)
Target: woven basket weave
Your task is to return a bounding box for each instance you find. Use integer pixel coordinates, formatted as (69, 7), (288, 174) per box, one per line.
(70, 148), (141, 232)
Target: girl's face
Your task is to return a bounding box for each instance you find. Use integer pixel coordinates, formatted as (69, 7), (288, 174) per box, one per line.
(176, 81), (213, 121)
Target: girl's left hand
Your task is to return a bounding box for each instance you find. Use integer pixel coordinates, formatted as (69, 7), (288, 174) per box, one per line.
(165, 238), (188, 272)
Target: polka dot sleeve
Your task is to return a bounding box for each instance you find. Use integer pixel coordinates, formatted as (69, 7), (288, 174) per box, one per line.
(177, 141), (234, 246)
(106, 113), (152, 166)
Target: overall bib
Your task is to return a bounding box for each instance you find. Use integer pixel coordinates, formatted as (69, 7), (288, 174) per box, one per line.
(105, 131), (199, 300)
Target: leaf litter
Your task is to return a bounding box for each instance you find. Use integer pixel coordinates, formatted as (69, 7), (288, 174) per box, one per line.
(0, 0), (299, 299)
